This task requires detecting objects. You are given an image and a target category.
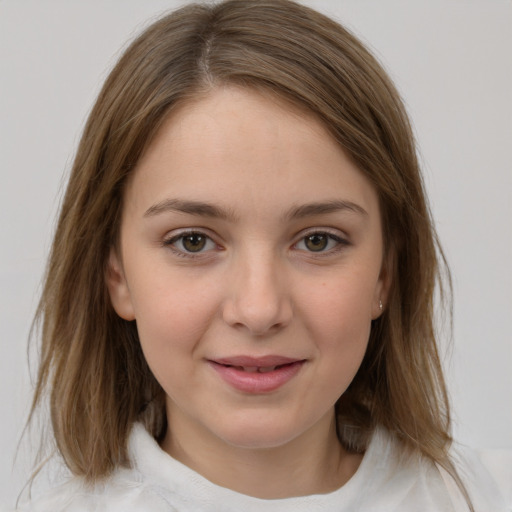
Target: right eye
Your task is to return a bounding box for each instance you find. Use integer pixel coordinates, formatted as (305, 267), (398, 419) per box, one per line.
(164, 231), (217, 256)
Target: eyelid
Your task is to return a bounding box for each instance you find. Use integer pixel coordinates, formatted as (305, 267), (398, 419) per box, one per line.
(162, 228), (221, 258)
(161, 226), (350, 258)
(294, 226), (350, 242)
(292, 227), (351, 253)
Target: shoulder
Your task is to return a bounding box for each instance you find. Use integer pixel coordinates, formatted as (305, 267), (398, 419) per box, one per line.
(364, 428), (511, 511)
(15, 424), (189, 512)
(450, 444), (512, 512)
(15, 468), (176, 512)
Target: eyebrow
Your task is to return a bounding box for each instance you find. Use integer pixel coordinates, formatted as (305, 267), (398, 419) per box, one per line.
(285, 200), (368, 220)
(143, 198), (367, 221)
(144, 198), (236, 221)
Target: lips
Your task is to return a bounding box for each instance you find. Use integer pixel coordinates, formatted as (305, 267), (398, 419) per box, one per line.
(232, 365), (280, 373)
(208, 356), (305, 393)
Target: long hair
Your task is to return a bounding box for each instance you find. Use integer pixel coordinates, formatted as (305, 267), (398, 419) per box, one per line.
(29, 0), (468, 504)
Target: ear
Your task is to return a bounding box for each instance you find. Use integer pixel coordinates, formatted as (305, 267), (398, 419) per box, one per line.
(371, 248), (393, 320)
(106, 248), (136, 321)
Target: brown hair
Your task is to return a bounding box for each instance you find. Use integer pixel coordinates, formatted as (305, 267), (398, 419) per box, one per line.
(29, 0), (469, 505)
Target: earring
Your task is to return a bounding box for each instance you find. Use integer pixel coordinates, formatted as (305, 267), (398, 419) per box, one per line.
(379, 300), (383, 311)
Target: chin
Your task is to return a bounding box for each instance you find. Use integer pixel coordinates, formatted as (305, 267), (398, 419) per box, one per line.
(211, 413), (315, 451)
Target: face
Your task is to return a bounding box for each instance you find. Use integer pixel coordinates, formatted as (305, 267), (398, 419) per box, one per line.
(108, 87), (388, 454)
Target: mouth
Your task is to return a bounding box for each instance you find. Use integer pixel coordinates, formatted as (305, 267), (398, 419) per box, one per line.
(208, 356), (306, 393)
(217, 362), (297, 373)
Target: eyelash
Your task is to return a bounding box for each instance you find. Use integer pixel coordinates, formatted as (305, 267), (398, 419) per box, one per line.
(162, 229), (350, 258)
(162, 230), (219, 259)
(293, 230), (349, 255)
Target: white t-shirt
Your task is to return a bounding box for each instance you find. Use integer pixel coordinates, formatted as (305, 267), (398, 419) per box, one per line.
(17, 424), (511, 511)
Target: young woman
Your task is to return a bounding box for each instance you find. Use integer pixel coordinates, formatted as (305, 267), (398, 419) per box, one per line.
(16, 1), (509, 510)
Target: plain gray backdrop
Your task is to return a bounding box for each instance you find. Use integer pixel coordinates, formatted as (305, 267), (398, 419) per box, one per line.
(1, 0), (511, 507)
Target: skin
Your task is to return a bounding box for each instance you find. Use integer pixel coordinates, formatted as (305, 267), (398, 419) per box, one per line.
(107, 86), (390, 498)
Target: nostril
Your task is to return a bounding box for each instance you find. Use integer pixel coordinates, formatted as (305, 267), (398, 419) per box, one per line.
(221, 270), (293, 334)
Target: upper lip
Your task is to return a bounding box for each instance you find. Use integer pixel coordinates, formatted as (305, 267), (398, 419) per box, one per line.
(210, 355), (304, 368)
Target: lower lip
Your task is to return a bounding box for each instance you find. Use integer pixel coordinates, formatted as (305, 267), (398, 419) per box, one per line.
(209, 361), (305, 393)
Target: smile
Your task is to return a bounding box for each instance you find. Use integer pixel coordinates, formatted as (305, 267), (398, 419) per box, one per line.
(208, 356), (306, 393)
(225, 364), (290, 373)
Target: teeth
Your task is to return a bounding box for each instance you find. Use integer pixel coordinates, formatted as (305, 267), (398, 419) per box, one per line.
(228, 365), (280, 373)
(257, 366), (277, 373)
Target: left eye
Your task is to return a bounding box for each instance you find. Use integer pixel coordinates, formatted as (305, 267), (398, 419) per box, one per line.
(295, 233), (342, 252)
(165, 232), (216, 254)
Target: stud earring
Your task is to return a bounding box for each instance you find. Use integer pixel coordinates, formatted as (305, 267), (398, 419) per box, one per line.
(379, 300), (383, 311)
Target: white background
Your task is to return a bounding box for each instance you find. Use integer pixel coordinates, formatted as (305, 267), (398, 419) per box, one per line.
(1, 0), (511, 507)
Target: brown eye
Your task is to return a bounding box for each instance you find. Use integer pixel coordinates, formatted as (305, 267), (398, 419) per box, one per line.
(294, 232), (346, 254)
(182, 233), (207, 252)
(165, 231), (216, 255)
(304, 233), (329, 252)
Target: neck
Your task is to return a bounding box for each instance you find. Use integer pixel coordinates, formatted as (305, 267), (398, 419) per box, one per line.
(161, 408), (362, 499)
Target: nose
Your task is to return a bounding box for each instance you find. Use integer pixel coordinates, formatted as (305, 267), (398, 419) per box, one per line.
(221, 249), (293, 336)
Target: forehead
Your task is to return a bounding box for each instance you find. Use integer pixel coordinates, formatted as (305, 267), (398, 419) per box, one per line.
(124, 86), (379, 219)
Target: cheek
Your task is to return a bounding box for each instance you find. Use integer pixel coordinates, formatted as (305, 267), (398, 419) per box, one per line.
(298, 273), (375, 381)
(128, 271), (221, 365)
(301, 272), (375, 337)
